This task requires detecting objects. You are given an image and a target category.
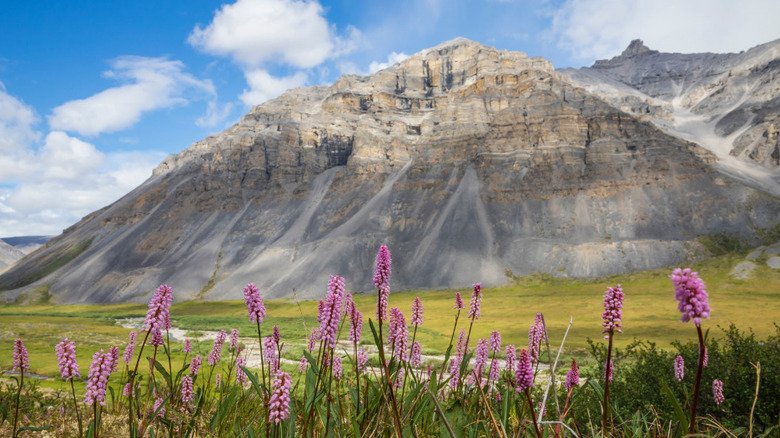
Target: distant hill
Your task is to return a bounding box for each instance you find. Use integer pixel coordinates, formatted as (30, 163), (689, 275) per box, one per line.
(1, 236), (55, 255)
(0, 240), (26, 271)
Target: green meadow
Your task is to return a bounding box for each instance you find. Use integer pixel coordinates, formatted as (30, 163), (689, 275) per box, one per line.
(1, 252), (778, 390)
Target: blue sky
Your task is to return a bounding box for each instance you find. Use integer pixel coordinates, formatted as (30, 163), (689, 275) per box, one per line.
(2, 0), (779, 237)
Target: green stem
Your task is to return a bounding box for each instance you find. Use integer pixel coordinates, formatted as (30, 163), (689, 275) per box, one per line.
(525, 388), (542, 438)
(127, 329), (151, 436)
(71, 379), (84, 438)
(602, 332), (613, 438)
(12, 369), (23, 438)
(689, 325), (706, 434)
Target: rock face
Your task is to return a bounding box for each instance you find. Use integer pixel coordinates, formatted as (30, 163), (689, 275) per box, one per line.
(562, 39), (780, 194)
(2, 38), (780, 304)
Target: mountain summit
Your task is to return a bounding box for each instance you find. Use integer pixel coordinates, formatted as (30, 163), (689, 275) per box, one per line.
(2, 39), (780, 304)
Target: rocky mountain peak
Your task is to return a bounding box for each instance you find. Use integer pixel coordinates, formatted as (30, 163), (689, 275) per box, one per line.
(621, 39), (657, 58)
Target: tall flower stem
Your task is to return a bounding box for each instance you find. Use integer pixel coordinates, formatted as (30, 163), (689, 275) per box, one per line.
(71, 379), (84, 438)
(602, 332), (613, 437)
(689, 325), (705, 434)
(438, 309), (460, 381)
(525, 389), (542, 438)
(377, 318), (404, 438)
(12, 369), (23, 438)
(127, 329), (151, 434)
(255, 321), (267, 397)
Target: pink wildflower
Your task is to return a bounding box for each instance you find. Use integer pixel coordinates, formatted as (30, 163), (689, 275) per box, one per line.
(343, 292), (353, 317)
(190, 355), (202, 376)
(602, 285), (624, 338)
(604, 360), (614, 383)
(123, 331), (137, 365)
(388, 307), (408, 361)
(208, 330), (227, 366)
(488, 358), (500, 382)
(674, 356), (684, 382)
(84, 349), (112, 406)
(468, 283), (482, 320)
(298, 356), (308, 373)
(268, 372), (292, 424)
(565, 359), (579, 391)
(410, 341), (422, 367)
(333, 355), (343, 380)
(456, 329), (468, 356)
(154, 398), (165, 417)
(394, 367), (404, 390)
(55, 338), (80, 381)
(490, 330), (501, 354)
(702, 346), (708, 367)
(215, 373), (222, 388)
(454, 292), (464, 310)
(373, 245), (391, 321)
(671, 268), (711, 326)
(318, 275), (344, 349)
(307, 328), (318, 351)
(505, 345), (517, 376)
(713, 379), (724, 406)
(230, 329), (239, 351)
(235, 356), (247, 385)
(144, 284), (173, 333)
(515, 349), (534, 392)
(183, 339), (192, 354)
(108, 346), (119, 372)
(149, 328), (164, 346)
(349, 307), (363, 343)
(272, 325), (280, 345)
(529, 313), (545, 361)
(13, 338), (29, 371)
(475, 338), (490, 372)
(411, 297), (424, 327)
(181, 375), (193, 404)
(357, 350), (368, 371)
(243, 283), (266, 324)
(449, 358), (461, 390)
(265, 336), (279, 372)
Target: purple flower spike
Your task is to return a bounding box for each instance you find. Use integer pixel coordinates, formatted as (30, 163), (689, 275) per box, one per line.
(488, 358), (500, 382)
(144, 284), (173, 333)
(411, 297), (424, 327)
(601, 284), (624, 338)
(702, 346), (708, 367)
(671, 268), (711, 326)
(468, 283), (482, 320)
(154, 398), (165, 418)
(604, 360), (614, 383)
(307, 328), (318, 351)
(454, 292), (464, 310)
(190, 355), (202, 376)
(318, 275), (344, 349)
(208, 330), (227, 366)
(333, 355), (343, 380)
(235, 356), (247, 385)
(149, 328), (164, 346)
(388, 307), (409, 361)
(358, 350), (368, 371)
(272, 326), (280, 345)
(529, 313), (546, 362)
(230, 329), (239, 351)
(215, 373), (222, 388)
(374, 245), (391, 321)
(505, 345), (517, 376)
(181, 375), (194, 404)
(84, 349), (113, 406)
(55, 338), (80, 381)
(183, 339), (192, 354)
(349, 307), (363, 343)
(489, 330), (501, 354)
(269, 371), (292, 424)
(410, 341), (422, 367)
(13, 338), (29, 372)
(713, 379), (724, 406)
(475, 338), (490, 371)
(265, 337), (279, 372)
(123, 331), (137, 365)
(108, 346), (119, 372)
(515, 349), (534, 392)
(243, 283), (266, 324)
(674, 356), (684, 382)
(565, 359), (579, 391)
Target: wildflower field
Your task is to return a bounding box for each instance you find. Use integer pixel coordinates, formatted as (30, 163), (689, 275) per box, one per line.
(0, 249), (779, 437)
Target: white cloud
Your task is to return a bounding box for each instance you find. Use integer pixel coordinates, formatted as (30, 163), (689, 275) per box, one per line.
(0, 81), (40, 154)
(196, 100), (235, 128)
(368, 52), (410, 74)
(549, 0), (780, 62)
(49, 56), (215, 136)
(188, 0), (349, 69)
(240, 69), (308, 106)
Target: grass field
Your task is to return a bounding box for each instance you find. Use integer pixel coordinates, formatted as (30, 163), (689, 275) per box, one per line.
(1, 251), (779, 394)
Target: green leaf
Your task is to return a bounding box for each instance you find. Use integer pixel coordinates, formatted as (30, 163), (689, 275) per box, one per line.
(16, 425), (52, 436)
(0, 403), (7, 426)
(660, 381), (688, 436)
(153, 359), (173, 389)
(241, 365), (265, 398)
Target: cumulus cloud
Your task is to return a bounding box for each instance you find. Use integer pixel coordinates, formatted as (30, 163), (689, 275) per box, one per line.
(189, 0), (354, 69)
(0, 82), (40, 154)
(49, 56), (215, 136)
(239, 69), (308, 105)
(368, 52), (410, 74)
(196, 100), (235, 128)
(549, 0), (780, 62)
(0, 86), (164, 237)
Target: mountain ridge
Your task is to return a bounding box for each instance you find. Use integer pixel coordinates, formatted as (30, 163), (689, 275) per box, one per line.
(2, 38), (779, 304)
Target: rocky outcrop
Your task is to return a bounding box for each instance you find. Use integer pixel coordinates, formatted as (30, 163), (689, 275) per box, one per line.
(562, 39), (780, 193)
(2, 38), (780, 303)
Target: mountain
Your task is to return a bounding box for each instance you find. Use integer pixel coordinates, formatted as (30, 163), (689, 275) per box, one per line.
(2, 38), (780, 304)
(1, 236), (55, 255)
(561, 39), (780, 194)
(0, 240), (25, 272)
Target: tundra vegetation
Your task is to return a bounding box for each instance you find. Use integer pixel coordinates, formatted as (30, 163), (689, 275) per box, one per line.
(0, 247), (778, 437)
